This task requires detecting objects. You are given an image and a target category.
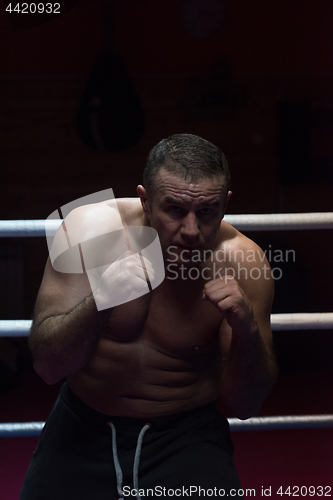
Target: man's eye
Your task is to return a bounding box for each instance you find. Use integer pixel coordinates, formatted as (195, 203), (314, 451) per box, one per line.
(169, 206), (182, 213)
(199, 208), (212, 215)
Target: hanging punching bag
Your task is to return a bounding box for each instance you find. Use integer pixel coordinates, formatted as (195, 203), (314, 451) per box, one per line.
(75, 5), (145, 152)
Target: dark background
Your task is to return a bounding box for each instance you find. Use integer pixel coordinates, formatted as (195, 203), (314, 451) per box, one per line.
(0, 0), (332, 497)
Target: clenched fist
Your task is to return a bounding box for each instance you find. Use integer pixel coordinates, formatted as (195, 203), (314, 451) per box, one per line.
(202, 276), (257, 334)
(90, 251), (155, 310)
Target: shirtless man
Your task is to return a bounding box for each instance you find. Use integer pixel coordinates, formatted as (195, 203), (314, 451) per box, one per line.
(20, 134), (278, 500)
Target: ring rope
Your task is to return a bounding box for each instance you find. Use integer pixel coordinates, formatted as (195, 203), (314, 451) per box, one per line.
(225, 213), (333, 231)
(1, 212), (333, 237)
(1, 414), (333, 437)
(270, 312), (333, 331)
(0, 320), (32, 337)
(1, 314), (332, 337)
(228, 414), (333, 431)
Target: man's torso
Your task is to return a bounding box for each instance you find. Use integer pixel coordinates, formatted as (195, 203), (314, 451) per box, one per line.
(66, 198), (248, 417)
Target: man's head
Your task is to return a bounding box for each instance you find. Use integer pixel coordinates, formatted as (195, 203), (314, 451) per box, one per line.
(142, 134), (231, 203)
(137, 134), (232, 264)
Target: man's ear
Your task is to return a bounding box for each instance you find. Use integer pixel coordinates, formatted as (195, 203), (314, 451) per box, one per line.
(137, 185), (150, 215)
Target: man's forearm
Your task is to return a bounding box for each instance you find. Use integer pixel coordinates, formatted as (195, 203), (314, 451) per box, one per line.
(219, 325), (278, 420)
(29, 294), (112, 384)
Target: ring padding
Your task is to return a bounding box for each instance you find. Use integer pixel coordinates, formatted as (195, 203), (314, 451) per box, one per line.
(1, 415), (333, 437)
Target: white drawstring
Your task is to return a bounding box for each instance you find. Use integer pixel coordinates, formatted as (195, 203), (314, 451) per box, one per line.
(108, 422), (151, 500)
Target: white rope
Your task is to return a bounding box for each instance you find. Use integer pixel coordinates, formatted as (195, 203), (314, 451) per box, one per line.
(224, 212), (333, 231)
(1, 313), (332, 337)
(0, 320), (32, 336)
(228, 414), (333, 430)
(1, 213), (333, 236)
(0, 219), (61, 237)
(270, 312), (333, 330)
(1, 415), (333, 437)
(0, 422), (45, 437)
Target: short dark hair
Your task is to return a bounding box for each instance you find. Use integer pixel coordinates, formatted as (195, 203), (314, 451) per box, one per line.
(143, 134), (231, 199)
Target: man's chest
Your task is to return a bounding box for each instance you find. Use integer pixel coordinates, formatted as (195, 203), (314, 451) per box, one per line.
(103, 277), (223, 356)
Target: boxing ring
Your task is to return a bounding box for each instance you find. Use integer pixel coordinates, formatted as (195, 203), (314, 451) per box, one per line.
(0, 212), (333, 438)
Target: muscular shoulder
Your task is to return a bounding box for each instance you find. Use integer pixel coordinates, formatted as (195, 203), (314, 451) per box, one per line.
(216, 220), (268, 266)
(62, 197), (143, 237)
(49, 198), (144, 273)
(214, 221), (274, 307)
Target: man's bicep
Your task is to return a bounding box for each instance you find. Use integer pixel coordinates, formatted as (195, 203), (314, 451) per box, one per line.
(33, 257), (93, 324)
(35, 202), (120, 322)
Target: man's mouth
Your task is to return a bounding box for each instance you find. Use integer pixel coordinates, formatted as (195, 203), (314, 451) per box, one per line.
(176, 244), (202, 250)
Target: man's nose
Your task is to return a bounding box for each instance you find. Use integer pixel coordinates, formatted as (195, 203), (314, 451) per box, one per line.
(181, 213), (200, 242)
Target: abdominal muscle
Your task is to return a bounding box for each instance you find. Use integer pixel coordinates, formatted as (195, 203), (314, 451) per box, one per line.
(67, 334), (221, 418)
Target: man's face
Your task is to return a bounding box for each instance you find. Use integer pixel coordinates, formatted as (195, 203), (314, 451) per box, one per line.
(139, 169), (230, 266)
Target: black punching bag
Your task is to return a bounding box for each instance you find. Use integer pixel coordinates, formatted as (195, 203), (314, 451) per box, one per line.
(75, 5), (145, 152)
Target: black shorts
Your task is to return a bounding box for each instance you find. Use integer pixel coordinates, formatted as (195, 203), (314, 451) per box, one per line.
(20, 383), (243, 499)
